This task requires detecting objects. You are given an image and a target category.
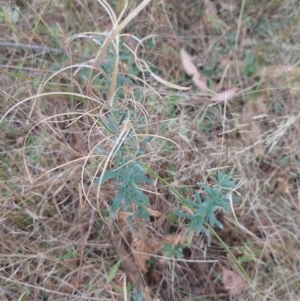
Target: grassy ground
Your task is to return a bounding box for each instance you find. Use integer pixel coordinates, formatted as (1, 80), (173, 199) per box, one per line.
(1, 0), (300, 300)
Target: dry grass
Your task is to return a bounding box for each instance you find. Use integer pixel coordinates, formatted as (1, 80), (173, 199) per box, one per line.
(1, 0), (300, 300)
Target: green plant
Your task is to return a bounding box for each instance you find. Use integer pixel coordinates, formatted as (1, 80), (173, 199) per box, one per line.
(94, 101), (153, 224)
(93, 92), (237, 235)
(90, 31), (238, 239)
(174, 171), (236, 242)
(161, 242), (186, 259)
(95, 111), (237, 237)
(96, 156), (153, 222)
(133, 288), (146, 301)
(61, 2), (249, 298)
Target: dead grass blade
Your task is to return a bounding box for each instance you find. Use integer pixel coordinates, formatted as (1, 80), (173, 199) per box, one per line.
(180, 49), (239, 101)
(180, 49), (200, 78)
(241, 97), (268, 153)
(219, 1), (237, 12)
(96, 0), (152, 58)
(259, 65), (300, 78)
(211, 87), (238, 102)
(180, 48), (208, 92)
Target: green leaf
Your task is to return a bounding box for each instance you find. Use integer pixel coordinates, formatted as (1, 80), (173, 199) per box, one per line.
(95, 146), (107, 155)
(175, 172), (237, 239)
(118, 111), (128, 126)
(60, 246), (76, 260)
(107, 113), (118, 134)
(216, 170), (235, 190)
(111, 190), (125, 216)
(135, 189), (149, 205)
(12, 6), (21, 24)
(126, 282), (132, 300)
(246, 51), (256, 77)
(136, 204), (149, 219)
(184, 197), (198, 208)
(162, 243), (185, 259)
(132, 163), (152, 185)
(107, 259), (122, 283)
(174, 211), (193, 219)
(133, 289), (146, 301)
(117, 75), (134, 85)
(95, 170), (118, 186)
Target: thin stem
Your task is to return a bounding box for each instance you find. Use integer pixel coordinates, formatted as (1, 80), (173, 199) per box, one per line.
(0, 40), (65, 53)
(0, 40), (90, 59)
